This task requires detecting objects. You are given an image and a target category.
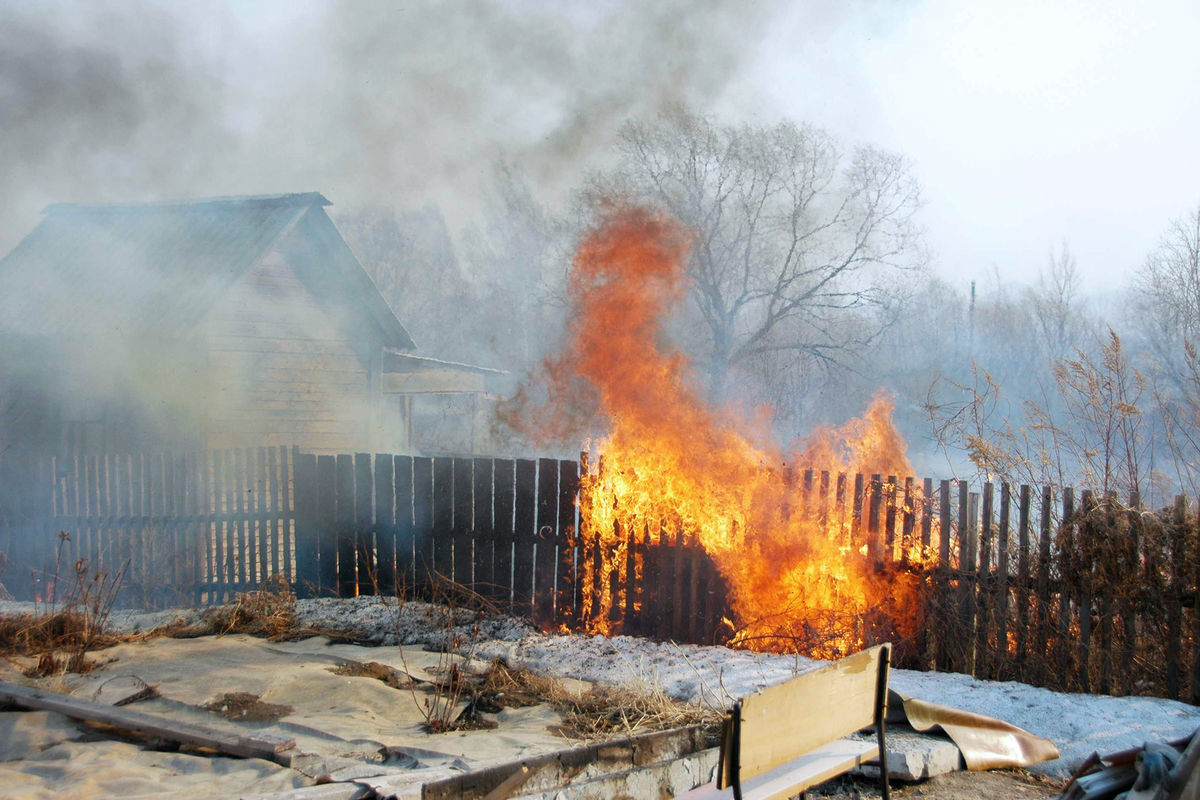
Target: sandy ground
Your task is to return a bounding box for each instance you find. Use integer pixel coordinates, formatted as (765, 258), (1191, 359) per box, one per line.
(1, 596), (1198, 799)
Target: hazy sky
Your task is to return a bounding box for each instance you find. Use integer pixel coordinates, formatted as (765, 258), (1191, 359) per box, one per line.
(3, 0), (1198, 289)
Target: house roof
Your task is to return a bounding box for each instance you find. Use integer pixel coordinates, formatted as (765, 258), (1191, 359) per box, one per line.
(0, 193), (414, 350)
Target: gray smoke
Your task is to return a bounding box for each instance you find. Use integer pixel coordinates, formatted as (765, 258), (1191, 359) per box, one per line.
(0, 0), (777, 252)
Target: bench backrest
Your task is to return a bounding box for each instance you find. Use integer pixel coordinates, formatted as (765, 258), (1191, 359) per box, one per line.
(718, 643), (891, 789)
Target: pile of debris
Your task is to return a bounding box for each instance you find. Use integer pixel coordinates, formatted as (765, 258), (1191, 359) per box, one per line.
(1057, 728), (1199, 800)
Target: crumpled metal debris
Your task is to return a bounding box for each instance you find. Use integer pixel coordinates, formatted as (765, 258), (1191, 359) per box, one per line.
(1057, 727), (1198, 800)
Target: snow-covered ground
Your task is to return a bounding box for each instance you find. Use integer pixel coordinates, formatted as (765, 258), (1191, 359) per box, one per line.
(5, 596), (1198, 780)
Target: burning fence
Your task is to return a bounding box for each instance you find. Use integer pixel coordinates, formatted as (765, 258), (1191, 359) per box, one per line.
(511, 204), (932, 658)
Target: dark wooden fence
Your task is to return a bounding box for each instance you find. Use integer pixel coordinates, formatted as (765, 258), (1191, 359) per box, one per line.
(1, 451), (1197, 705)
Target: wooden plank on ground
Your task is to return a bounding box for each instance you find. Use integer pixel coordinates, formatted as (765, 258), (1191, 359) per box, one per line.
(691, 739), (879, 800)
(0, 680), (295, 765)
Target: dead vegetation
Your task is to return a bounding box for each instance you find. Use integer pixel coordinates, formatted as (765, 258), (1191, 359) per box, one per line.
(0, 533), (127, 676)
(202, 691), (294, 722)
(328, 660), (413, 690)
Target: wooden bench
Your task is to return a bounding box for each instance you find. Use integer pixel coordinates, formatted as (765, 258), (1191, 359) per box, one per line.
(680, 643), (891, 800)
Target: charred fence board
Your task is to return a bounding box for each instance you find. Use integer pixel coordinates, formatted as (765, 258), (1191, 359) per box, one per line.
(555, 459), (579, 625)
(431, 458), (453, 585)
(472, 458), (495, 599)
(512, 459), (537, 612)
(394, 455), (416, 591)
(534, 458), (558, 622)
(352, 453), (372, 596)
(453, 458), (475, 590)
(292, 452), (318, 597)
(996, 483), (1011, 677)
(413, 457), (435, 584)
(492, 459), (515, 608)
(374, 453), (396, 594)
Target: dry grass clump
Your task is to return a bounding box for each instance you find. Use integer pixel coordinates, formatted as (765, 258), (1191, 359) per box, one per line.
(174, 575), (301, 640)
(554, 680), (724, 740)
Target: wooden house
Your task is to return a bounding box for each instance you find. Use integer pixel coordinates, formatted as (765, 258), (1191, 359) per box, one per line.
(0, 192), (500, 459)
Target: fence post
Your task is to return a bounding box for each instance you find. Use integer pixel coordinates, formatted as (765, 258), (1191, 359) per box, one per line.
(976, 483), (994, 676)
(936, 479), (952, 671)
(1167, 495), (1185, 700)
(292, 450), (318, 598)
(996, 483), (1011, 679)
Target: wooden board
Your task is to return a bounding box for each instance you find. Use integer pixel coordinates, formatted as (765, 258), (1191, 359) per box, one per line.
(732, 644), (888, 783)
(684, 739), (878, 800)
(0, 680), (295, 765)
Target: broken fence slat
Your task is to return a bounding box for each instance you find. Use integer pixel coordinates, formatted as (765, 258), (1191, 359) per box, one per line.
(0, 680), (295, 765)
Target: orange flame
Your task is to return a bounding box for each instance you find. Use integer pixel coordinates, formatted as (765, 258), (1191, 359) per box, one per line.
(529, 204), (928, 658)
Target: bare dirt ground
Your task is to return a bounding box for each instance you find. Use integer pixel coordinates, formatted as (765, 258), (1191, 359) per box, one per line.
(811, 768), (1062, 799)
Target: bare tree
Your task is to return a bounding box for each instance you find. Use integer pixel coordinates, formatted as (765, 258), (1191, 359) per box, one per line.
(1133, 206), (1200, 385)
(1027, 241), (1089, 361)
(592, 107), (925, 407)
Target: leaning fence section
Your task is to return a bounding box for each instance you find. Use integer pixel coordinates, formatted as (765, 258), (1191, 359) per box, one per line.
(1, 449), (1197, 705)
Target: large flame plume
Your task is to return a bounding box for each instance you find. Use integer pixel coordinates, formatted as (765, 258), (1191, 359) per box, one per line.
(526, 204), (927, 658)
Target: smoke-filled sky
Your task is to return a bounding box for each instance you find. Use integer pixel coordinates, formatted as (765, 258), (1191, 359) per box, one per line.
(2, 0), (1198, 287)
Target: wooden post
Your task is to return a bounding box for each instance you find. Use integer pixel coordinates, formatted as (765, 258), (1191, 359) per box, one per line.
(314, 455), (337, 595)
(374, 454), (396, 594)
(1166, 495), (1185, 700)
(996, 483), (1010, 677)
(867, 474), (882, 567)
(431, 458), (454, 588)
(1077, 490), (1093, 693)
(267, 447), (281, 581)
(901, 477), (915, 566)
(512, 459), (537, 612)
(353, 454), (373, 596)
(959, 481), (974, 675)
(1036, 486), (1053, 683)
(534, 458), (559, 621)
(453, 458), (476, 591)
(1121, 490), (1139, 696)
(884, 475), (897, 563)
(556, 460), (580, 627)
(1016, 485), (1031, 674)
(255, 448), (269, 586)
(412, 457), (434, 588)
(976, 482), (994, 676)
(492, 459), (515, 610)
(936, 479), (952, 671)
(472, 457), (495, 601)
(1193, 496), (1200, 705)
(393, 456), (414, 593)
